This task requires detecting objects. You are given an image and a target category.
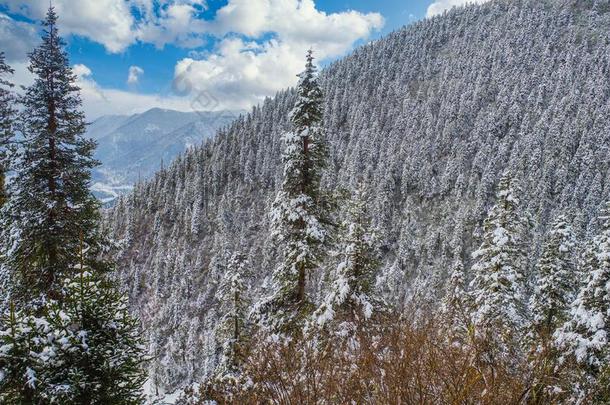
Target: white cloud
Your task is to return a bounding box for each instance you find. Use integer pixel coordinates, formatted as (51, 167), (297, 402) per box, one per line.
(4, 61), (194, 120)
(3, 0), (210, 52)
(3, 0), (136, 52)
(7, 60), (34, 88)
(426, 0), (491, 18)
(73, 65), (197, 119)
(173, 0), (384, 110)
(2, 0), (385, 116)
(73, 64), (92, 78)
(136, 1), (208, 49)
(127, 66), (144, 85)
(210, 0), (383, 56)
(0, 13), (39, 62)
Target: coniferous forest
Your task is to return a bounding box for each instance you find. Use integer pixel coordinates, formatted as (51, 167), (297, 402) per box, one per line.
(2, 0), (610, 403)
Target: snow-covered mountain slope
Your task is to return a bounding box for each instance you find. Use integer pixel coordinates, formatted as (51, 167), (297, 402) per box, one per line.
(107, 0), (610, 391)
(88, 108), (240, 203)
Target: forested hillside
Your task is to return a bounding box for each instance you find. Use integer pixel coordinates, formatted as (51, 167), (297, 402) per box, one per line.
(107, 0), (610, 393)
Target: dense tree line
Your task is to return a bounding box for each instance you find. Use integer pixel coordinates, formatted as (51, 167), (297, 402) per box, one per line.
(1, 1), (609, 402)
(0, 8), (146, 403)
(107, 0), (610, 393)
(174, 45), (609, 404)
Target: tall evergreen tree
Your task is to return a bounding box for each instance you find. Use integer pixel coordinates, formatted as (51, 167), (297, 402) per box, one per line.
(530, 215), (577, 344)
(556, 203), (610, 402)
(0, 52), (15, 312)
(199, 253), (252, 402)
(262, 50), (329, 332)
(0, 51), (15, 209)
(0, 261), (147, 404)
(470, 172), (528, 352)
(215, 252), (250, 376)
(314, 186), (382, 330)
(439, 258), (474, 344)
(528, 215), (577, 402)
(0, 7), (104, 302)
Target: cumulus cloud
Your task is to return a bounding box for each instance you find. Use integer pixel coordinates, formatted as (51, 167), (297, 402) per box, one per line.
(0, 13), (39, 61)
(127, 66), (144, 85)
(3, 0), (210, 52)
(73, 64), (93, 78)
(2, 0), (385, 116)
(426, 0), (491, 18)
(3, 0), (136, 52)
(174, 0), (384, 110)
(136, 1), (208, 49)
(210, 0), (383, 56)
(73, 64), (196, 119)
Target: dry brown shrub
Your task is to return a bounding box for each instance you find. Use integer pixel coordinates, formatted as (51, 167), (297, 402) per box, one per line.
(193, 312), (577, 404)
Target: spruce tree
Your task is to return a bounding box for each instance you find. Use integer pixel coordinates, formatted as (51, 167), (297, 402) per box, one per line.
(470, 172), (528, 353)
(440, 258), (474, 344)
(0, 52), (15, 311)
(313, 186), (382, 331)
(200, 253), (251, 402)
(556, 203), (610, 401)
(0, 260), (147, 404)
(263, 50), (329, 332)
(530, 215), (577, 344)
(528, 215), (577, 401)
(215, 252), (250, 376)
(0, 51), (15, 209)
(0, 7), (104, 302)
(0, 303), (41, 403)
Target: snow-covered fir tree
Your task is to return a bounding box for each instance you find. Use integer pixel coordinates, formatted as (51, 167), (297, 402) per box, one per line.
(527, 215), (577, 402)
(529, 215), (577, 344)
(0, 52), (15, 312)
(555, 203), (610, 402)
(0, 51), (14, 209)
(313, 186), (382, 331)
(261, 50), (330, 332)
(0, 303), (47, 402)
(215, 252), (250, 376)
(439, 258), (473, 343)
(0, 261), (147, 404)
(470, 172), (528, 350)
(0, 7), (104, 303)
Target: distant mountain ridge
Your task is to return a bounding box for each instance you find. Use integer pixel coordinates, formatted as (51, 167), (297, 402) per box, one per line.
(87, 108), (241, 202)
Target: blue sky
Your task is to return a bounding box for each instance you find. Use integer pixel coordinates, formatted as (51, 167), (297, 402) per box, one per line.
(0, 0), (484, 118)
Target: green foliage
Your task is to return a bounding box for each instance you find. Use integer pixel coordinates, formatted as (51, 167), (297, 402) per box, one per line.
(0, 266), (147, 404)
(0, 51), (15, 209)
(0, 7), (107, 303)
(314, 186), (383, 330)
(470, 173), (528, 349)
(215, 252), (250, 376)
(263, 50), (330, 333)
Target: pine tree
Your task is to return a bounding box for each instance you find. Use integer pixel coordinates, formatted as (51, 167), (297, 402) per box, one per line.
(0, 7), (104, 302)
(0, 303), (41, 403)
(0, 51), (15, 209)
(200, 253), (251, 402)
(215, 252), (250, 376)
(470, 172), (528, 352)
(555, 203), (610, 401)
(530, 215), (577, 344)
(0, 259), (147, 404)
(440, 258), (474, 344)
(263, 50), (329, 332)
(313, 186), (382, 331)
(0, 52), (15, 312)
(528, 215), (577, 402)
